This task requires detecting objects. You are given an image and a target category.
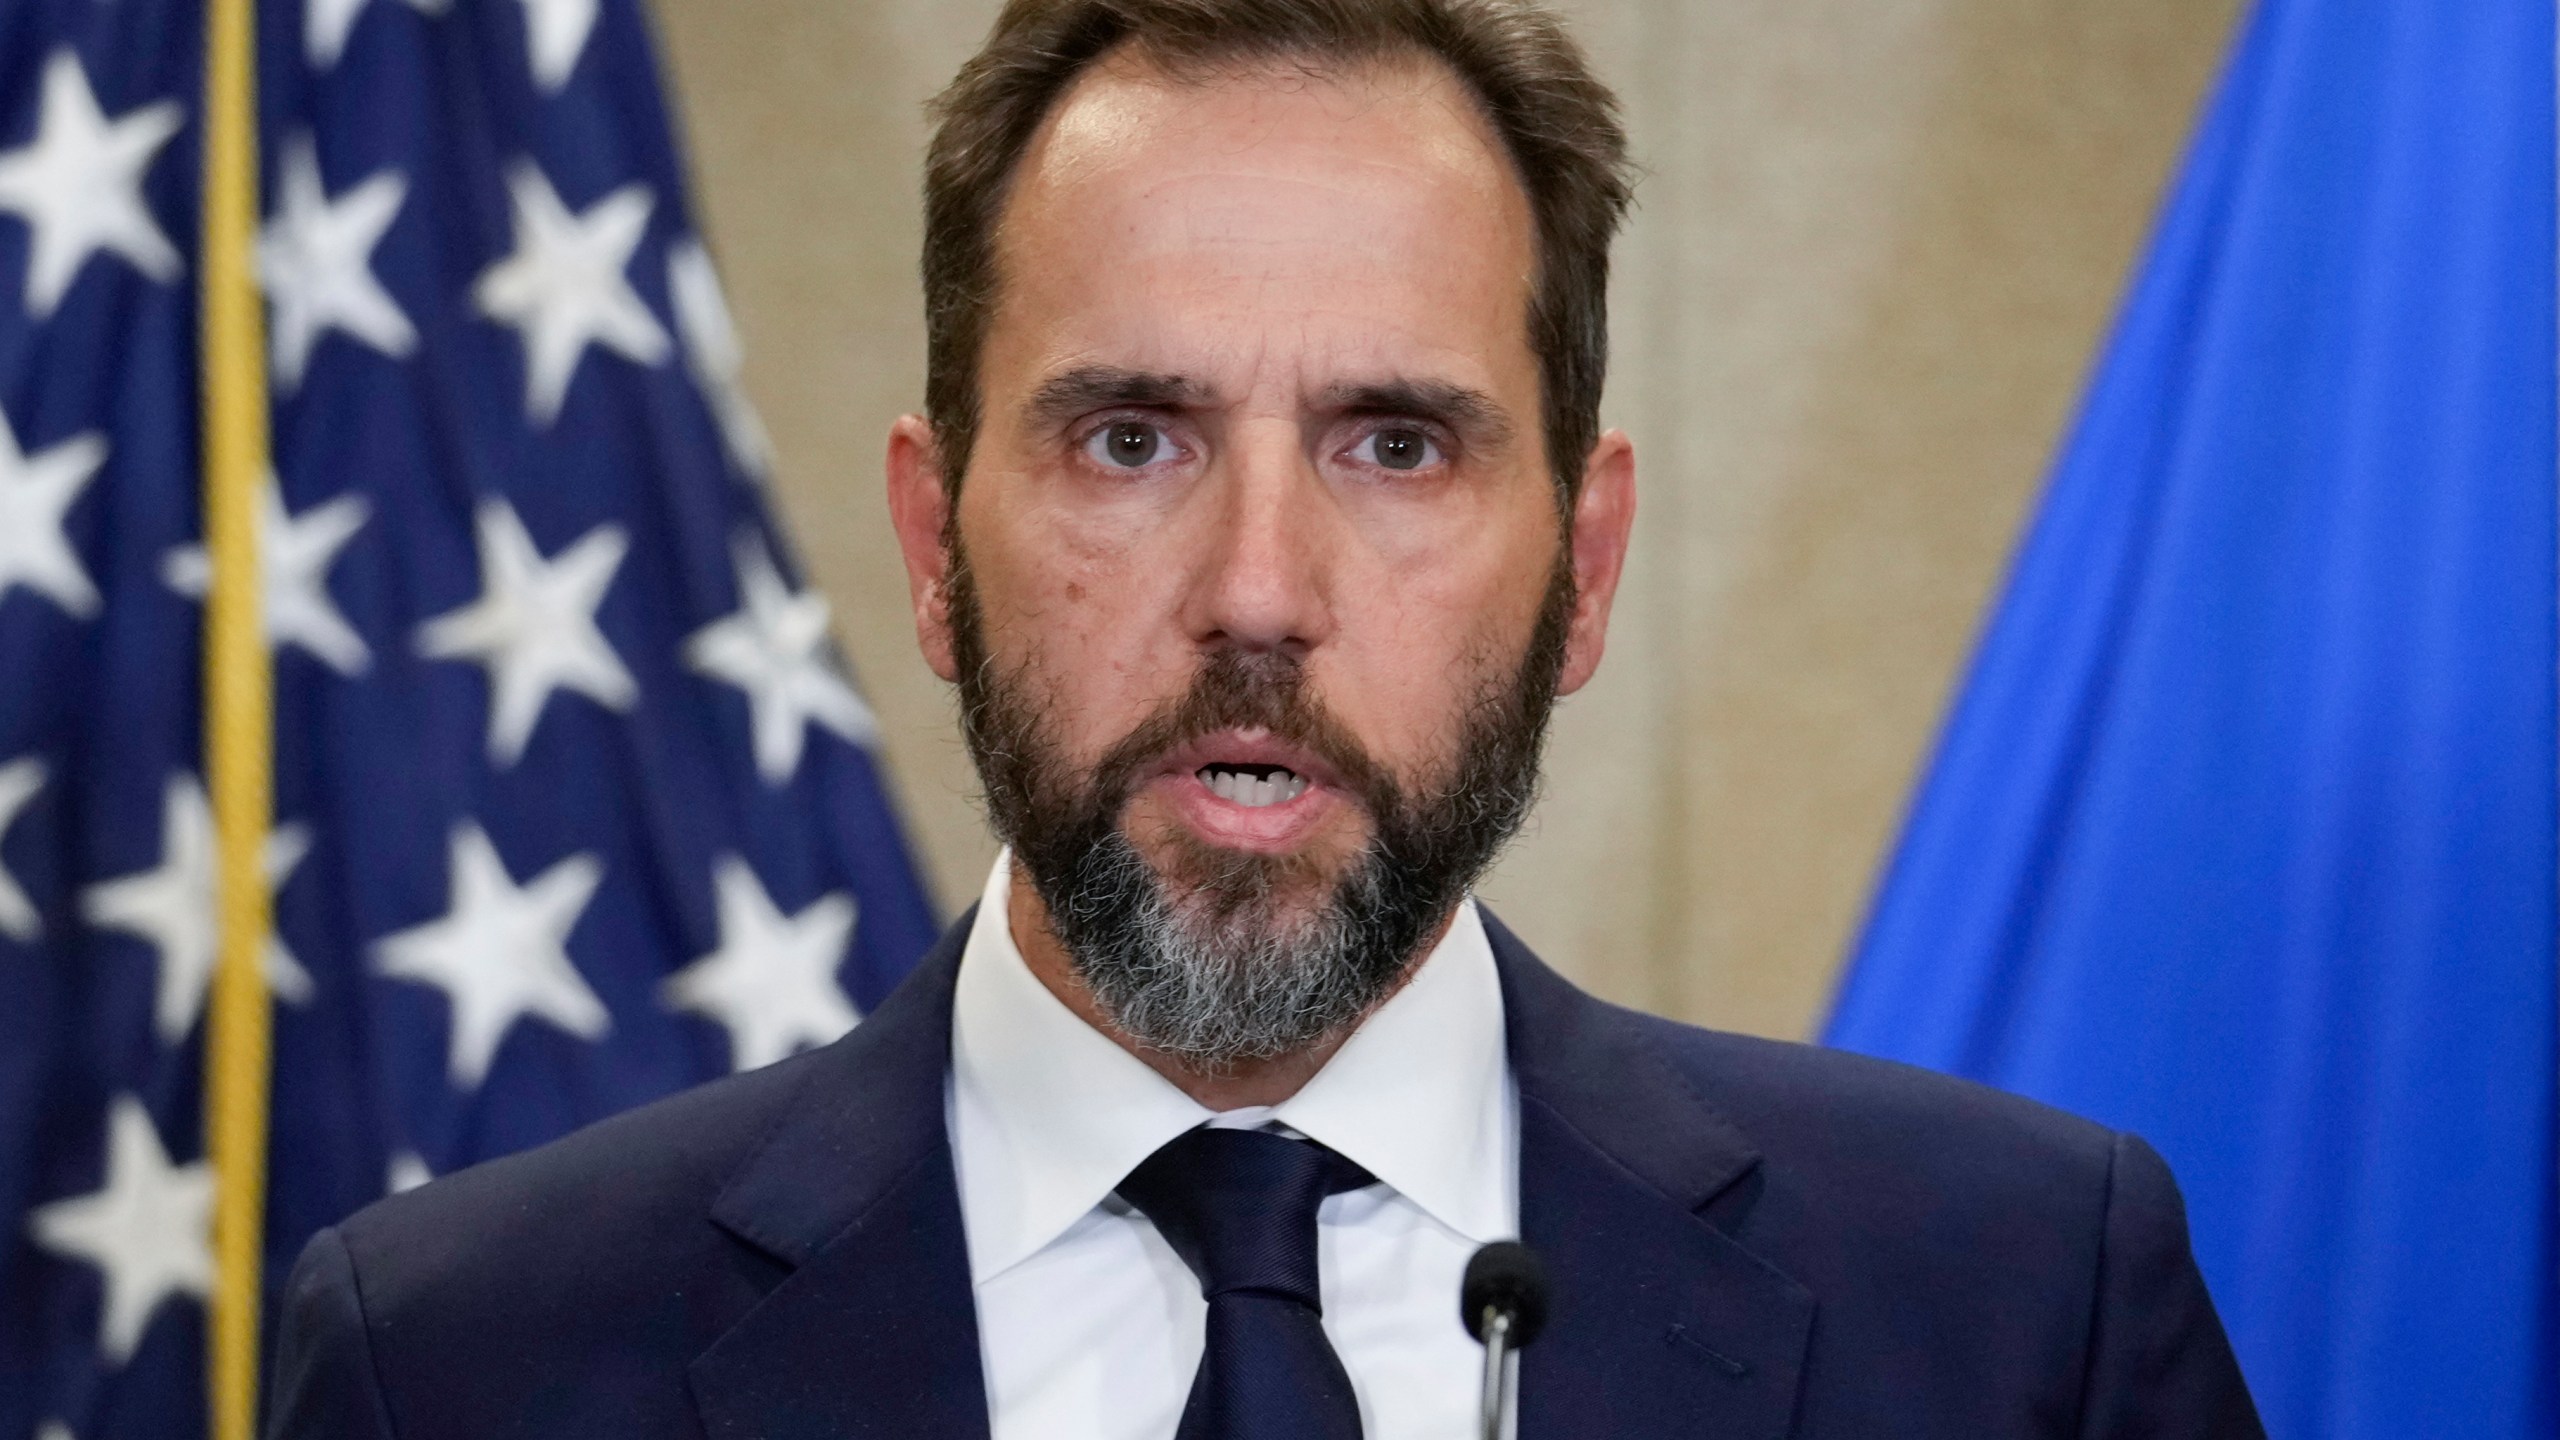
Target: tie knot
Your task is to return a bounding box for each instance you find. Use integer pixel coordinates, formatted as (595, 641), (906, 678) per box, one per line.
(1117, 1127), (1374, 1309)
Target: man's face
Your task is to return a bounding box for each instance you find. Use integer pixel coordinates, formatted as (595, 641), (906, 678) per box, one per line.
(889, 50), (1634, 1058)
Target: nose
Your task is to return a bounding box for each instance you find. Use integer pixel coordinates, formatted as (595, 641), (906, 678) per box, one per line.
(1183, 419), (1337, 660)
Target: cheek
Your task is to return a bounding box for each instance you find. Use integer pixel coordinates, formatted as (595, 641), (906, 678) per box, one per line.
(958, 487), (1194, 744)
(1316, 535), (1554, 767)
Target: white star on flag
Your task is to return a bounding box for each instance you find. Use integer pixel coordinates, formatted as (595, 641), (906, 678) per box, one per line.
(78, 775), (315, 1045)
(26, 1096), (213, 1366)
(37, 1419), (72, 1440)
(686, 532), (876, 785)
(0, 52), (182, 318)
(372, 824), (610, 1089)
(416, 499), (636, 765)
(662, 856), (859, 1072)
(304, 0), (448, 71)
(472, 162), (667, 424)
(0, 409), (105, 619)
(162, 475), (373, 675)
(259, 133), (415, 391)
(0, 755), (45, 941)
(386, 1151), (433, 1195)
(518, 0), (601, 91)
(667, 239), (772, 479)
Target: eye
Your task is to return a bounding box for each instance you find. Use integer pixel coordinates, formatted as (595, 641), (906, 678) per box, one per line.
(1084, 420), (1172, 469)
(1354, 426), (1441, 472)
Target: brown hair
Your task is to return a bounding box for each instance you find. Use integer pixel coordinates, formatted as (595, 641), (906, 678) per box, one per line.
(921, 0), (1634, 504)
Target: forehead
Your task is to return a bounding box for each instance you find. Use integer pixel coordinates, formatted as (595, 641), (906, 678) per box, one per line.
(988, 48), (1538, 391)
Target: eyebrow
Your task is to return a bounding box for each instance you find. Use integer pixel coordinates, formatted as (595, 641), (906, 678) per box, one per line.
(1319, 378), (1515, 449)
(1018, 365), (1518, 450)
(1021, 366), (1214, 432)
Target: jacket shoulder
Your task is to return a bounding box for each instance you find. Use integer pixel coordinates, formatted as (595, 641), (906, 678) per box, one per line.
(1623, 1009), (2125, 1209)
(329, 1044), (823, 1319)
(270, 1055), (833, 1432)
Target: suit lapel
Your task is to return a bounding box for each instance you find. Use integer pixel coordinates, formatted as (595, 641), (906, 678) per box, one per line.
(688, 911), (993, 1440)
(1492, 915), (1816, 1440)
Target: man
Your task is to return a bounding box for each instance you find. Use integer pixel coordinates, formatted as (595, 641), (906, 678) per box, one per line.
(268, 0), (2264, 1435)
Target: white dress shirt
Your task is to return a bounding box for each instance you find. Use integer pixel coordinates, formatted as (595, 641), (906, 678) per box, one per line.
(948, 854), (1519, 1440)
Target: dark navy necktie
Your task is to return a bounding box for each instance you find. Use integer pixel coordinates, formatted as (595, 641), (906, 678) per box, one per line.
(1116, 1126), (1377, 1440)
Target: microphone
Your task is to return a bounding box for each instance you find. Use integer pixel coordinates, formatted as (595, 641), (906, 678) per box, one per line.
(1461, 1240), (1549, 1440)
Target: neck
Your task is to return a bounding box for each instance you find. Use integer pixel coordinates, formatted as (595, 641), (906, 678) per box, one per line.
(1005, 856), (1444, 1111)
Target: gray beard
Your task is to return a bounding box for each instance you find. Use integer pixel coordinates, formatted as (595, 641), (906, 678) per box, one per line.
(953, 547), (1574, 1071)
(1038, 828), (1415, 1066)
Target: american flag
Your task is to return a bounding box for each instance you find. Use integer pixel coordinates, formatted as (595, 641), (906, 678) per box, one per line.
(0, 0), (941, 1432)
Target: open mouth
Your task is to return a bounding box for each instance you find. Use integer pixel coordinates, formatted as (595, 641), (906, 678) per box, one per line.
(1196, 762), (1311, 808)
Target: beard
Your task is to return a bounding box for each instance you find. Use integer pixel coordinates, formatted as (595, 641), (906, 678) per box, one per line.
(948, 545), (1574, 1071)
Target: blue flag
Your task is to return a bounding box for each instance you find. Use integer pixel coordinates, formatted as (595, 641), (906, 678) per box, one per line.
(1825, 2), (2558, 1436)
(0, 0), (940, 1432)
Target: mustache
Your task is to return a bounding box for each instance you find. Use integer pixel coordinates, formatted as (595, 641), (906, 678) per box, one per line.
(1082, 649), (1401, 832)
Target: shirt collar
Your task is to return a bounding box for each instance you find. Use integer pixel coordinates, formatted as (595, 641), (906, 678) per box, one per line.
(947, 852), (1515, 1286)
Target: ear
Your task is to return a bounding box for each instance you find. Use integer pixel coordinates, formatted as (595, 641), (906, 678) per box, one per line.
(885, 413), (960, 683)
(1556, 428), (1635, 697)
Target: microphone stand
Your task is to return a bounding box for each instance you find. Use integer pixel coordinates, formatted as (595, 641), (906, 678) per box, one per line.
(1461, 1241), (1547, 1440)
(1474, 1302), (1518, 1440)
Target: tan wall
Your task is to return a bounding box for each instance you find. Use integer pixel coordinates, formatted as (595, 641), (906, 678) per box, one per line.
(648, 0), (2241, 1040)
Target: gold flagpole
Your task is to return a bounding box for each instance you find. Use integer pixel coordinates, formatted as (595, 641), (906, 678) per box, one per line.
(199, 0), (275, 1434)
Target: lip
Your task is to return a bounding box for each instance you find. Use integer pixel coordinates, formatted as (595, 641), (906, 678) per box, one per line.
(1136, 727), (1354, 852)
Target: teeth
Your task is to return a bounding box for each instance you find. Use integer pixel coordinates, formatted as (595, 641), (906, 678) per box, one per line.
(1198, 766), (1308, 808)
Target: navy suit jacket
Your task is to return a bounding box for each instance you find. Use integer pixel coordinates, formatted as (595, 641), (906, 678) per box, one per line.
(267, 912), (2262, 1438)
